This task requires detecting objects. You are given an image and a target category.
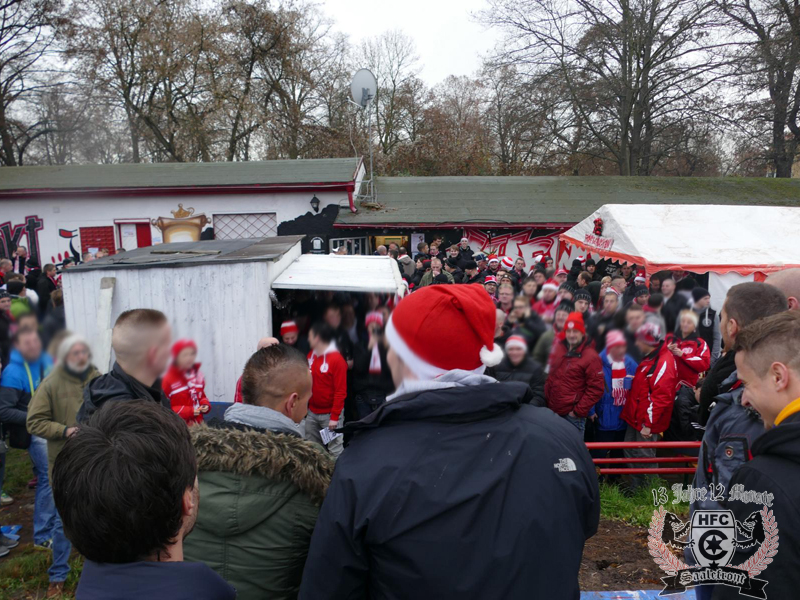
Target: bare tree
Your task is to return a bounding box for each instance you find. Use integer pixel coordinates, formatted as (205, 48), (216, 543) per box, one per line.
(483, 0), (726, 175)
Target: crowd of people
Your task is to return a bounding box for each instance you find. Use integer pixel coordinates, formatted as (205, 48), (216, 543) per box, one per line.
(1, 235), (800, 599)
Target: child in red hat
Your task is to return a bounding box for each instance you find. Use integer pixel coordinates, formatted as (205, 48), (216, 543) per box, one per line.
(162, 339), (211, 426)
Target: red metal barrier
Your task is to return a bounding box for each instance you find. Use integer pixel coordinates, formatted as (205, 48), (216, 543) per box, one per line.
(586, 441), (701, 475)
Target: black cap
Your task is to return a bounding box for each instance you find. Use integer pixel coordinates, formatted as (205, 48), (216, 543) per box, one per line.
(574, 289), (592, 302)
(634, 285), (650, 298)
(0, 290), (10, 300)
(556, 300), (575, 313)
(692, 287), (710, 303)
(585, 258), (596, 267)
(446, 258), (459, 268)
(434, 273), (452, 284)
(464, 260), (478, 270)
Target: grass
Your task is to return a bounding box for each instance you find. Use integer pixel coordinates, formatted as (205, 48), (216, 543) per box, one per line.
(0, 550), (82, 598)
(599, 478), (691, 528)
(3, 449), (32, 499)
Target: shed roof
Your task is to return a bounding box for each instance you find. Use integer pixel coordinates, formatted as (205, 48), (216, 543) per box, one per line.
(0, 158), (361, 194)
(272, 254), (405, 295)
(63, 236), (304, 271)
(335, 176), (800, 228)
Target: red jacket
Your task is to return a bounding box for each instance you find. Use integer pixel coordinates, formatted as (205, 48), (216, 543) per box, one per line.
(544, 337), (604, 417)
(308, 344), (347, 421)
(620, 343), (678, 434)
(162, 363), (211, 426)
(665, 332), (710, 388)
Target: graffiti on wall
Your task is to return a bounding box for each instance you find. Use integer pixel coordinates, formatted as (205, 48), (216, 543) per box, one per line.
(462, 227), (596, 268)
(463, 228), (565, 263)
(0, 216), (44, 266)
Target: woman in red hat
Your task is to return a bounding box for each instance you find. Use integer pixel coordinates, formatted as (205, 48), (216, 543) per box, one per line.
(162, 339), (211, 426)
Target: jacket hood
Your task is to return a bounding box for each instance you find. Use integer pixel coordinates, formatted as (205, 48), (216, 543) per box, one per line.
(753, 412), (800, 464)
(191, 424), (334, 506)
(347, 373), (531, 433)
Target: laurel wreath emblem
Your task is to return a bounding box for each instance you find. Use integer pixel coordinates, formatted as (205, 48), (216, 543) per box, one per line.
(648, 506), (689, 574)
(647, 505), (779, 577)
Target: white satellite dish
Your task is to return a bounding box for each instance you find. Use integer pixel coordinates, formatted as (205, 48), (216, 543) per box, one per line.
(350, 68), (377, 108)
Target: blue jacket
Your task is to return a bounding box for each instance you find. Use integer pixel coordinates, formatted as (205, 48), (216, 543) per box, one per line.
(590, 349), (638, 431)
(299, 379), (599, 600)
(0, 349), (53, 426)
(76, 560), (236, 600)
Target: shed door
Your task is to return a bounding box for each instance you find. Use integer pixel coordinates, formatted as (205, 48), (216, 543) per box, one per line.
(213, 213), (277, 240)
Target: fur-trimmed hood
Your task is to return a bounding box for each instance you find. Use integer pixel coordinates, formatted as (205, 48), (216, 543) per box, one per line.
(190, 424), (334, 505)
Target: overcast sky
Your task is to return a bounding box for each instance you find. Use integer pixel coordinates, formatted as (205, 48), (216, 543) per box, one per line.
(321, 0), (502, 86)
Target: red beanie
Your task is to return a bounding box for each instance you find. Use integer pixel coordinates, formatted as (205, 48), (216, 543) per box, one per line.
(564, 312), (586, 335)
(172, 339), (197, 359)
(500, 256), (514, 270)
(385, 285), (504, 380)
(280, 320), (299, 336)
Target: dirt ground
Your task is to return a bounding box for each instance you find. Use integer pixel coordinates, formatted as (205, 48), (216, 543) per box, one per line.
(4, 483), (662, 594)
(580, 519), (662, 591)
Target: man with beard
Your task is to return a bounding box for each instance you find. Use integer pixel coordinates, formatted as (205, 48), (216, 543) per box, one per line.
(27, 335), (100, 597)
(52, 401), (235, 600)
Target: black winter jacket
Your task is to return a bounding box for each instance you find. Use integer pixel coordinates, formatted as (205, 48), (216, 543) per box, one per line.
(299, 379), (599, 600)
(77, 362), (169, 423)
(712, 411), (800, 599)
(489, 356), (546, 406)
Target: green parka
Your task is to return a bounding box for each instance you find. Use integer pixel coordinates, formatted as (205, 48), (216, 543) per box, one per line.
(184, 424), (334, 600)
(26, 364), (100, 477)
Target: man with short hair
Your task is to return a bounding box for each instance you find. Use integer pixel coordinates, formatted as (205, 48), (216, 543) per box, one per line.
(300, 285), (599, 599)
(644, 293), (667, 333)
(415, 242), (429, 261)
(52, 401), (235, 600)
(185, 344), (334, 598)
(712, 311), (800, 599)
(545, 312), (604, 432)
(0, 259), (11, 287)
(306, 321), (347, 457)
(81, 252), (95, 263)
(497, 284), (515, 314)
(589, 289), (620, 351)
(691, 287), (720, 365)
(77, 309), (172, 422)
(765, 267), (800, 310)
(660, 276), (689, 333)
(624, 304), (646, 362)
(375, 245), (387, 256)
(610, 275), (626, 296)
(396, 247), (415, 278)
(620, 322), (678, 491)
(444, 258), (465, 283)
(26, 335), (100, 596)
(419, 258), (454, 287)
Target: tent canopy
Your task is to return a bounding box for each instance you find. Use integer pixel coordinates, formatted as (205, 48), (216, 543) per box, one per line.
(272, 254), (406, 295)
(559, 204), (800, 276)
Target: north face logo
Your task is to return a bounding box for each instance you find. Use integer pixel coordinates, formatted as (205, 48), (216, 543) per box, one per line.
(554, 458), (577, 472)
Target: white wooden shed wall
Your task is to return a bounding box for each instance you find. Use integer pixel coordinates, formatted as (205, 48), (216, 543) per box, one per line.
(62, 242), (302, 402)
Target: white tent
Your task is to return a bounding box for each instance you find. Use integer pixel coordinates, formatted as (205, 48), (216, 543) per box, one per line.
(559, 204), (800, 310)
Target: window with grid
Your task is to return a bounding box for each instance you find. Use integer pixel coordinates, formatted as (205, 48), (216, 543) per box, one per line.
(213, 213), (278, 239)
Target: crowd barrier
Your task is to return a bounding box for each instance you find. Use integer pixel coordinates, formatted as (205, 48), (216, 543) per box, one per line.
(585, 441), (702, 475)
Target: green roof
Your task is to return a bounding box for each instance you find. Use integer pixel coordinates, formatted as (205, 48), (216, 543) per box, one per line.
(336, 176), (800, 227)
(0, 157), (361, 192)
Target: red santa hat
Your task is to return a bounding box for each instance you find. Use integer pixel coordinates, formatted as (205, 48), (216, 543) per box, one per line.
(487, 254), (500, 264)
(500, 256), (515, 270)
(280, 320), (299, 336)
(365, 311), (384, 328)
(532, 253), (544, 264)
(484, 275), (498, 285)
(555, 268), (568, 276)
(636, 322), (664, 345)
(542, 279), (559, 292)
(460, 237), (469, 244)
(577, 255), (586, 263)
(171, 338), (197, 359)
(385, 285), (504, 380)
(505, 335), (528, 351)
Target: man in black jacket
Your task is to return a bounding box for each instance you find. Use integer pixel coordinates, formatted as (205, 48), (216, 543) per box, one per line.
(489, 335), (546, 406)
(77, 309), (172, 422)
(299, 285), (599, 600)
(709, 311), (800, 599)
(36, 264), (58, 318)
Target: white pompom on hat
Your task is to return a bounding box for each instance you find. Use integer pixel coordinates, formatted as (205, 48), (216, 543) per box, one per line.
(385, 285), (503, 380)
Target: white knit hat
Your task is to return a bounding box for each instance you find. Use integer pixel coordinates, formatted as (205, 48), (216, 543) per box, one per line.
(57, 333), (91, 365)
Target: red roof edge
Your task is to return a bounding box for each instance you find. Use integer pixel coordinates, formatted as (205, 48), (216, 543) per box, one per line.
(334, 221), (576, 230)
(0, 181), (356, 200)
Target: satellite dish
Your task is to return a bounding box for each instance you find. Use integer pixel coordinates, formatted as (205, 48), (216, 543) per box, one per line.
(350, 69), (377, 108)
